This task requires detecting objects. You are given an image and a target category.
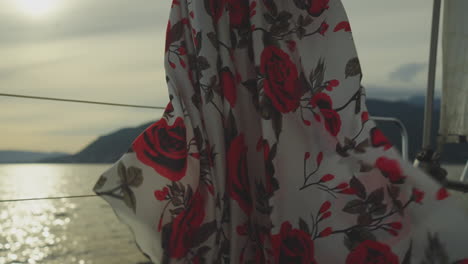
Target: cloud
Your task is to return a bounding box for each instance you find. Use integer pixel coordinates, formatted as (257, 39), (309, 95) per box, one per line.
(363, 83), (442, 102)
(0, 1), (171, 154)
(0, 0), (170, 44)
(364, 85), (423, 100)
(0, 30), (169, 105)
(0, 0), (442, 153)
(342, 0), (433, 87)
(389, 63), (427, 82)
(0, 99), (161, 153)
(0, 55), (79, 79)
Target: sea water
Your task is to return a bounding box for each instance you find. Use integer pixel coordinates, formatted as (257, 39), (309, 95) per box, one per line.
(0, 163), (465, 264)
(0, 164), (150, 264)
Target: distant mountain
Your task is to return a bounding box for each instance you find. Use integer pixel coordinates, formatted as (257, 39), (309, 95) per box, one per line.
(39, 98), (466, 164)
(0, 151), (69, 163)
(406, 95), (441, 109)
(41, 122), (154, 164)
(367, 99), (466, 163)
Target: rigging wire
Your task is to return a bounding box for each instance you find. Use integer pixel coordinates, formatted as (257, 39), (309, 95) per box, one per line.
(0, 194), (100, 203)
(0, 93), (165, 203)
(0, 93), (165, 110)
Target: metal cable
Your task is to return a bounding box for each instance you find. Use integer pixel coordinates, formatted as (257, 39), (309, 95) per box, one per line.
(0, 93), (165, 110)
(0, 194), (100, 203)
(0, 93), (164, 203)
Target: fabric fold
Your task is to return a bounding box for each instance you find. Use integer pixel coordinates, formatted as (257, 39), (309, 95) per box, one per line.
(94, 0), (468, 262)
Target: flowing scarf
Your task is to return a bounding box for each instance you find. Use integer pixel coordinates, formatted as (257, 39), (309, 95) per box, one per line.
(93, 0), (468, 262)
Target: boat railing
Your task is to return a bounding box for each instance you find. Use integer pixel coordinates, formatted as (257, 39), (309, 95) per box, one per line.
(372, 116), (409, 161)
(373, 116), (468, 193)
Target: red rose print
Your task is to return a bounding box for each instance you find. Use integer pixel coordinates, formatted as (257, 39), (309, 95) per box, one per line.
(319, 22), (329, 36)
(361, 111), (369, 123)
(256, 137), (263, 151)
(193, 31), (200, 47)
(133, 117), (188, 181)
(206, 0), (225, 23)
(346, 240), (399, 264)
(220, 67), (237, 107)
(308, 0), (330, 16)
(154, 187), (169, 201)
(171, 0), (180, 7)
(191, 256), (201, 264)
(334, 21), (351, 32)
(310, 92), (332, 109)
(340, 187), (357, 195)
(96, 0), (468, 261)
(177, 46), (187, 55)
(167, 191), (205, 258)
(412, 188), (425, 203)
(227, 0), (249, 28)
(319, 227), (333, 237)
(190, 152), (201, 159)
(319, 201), (331, 214)
(179, 58), (186, 68)
(165, 101), (174, 114)
(262, 0), (276, 12)
(255, 248), (266, 263)
(371, 127), (393, 150)
(206, 184), (214, 195)
(165, 22), (172, 52)
(436, 187), (450, 200)
(260, 46), (301, 113)
(287, 40), (297, 52)
(263, 140), (270, 160)
(385, 228), (399, 237)
(314, 113), (321, 122)
(320, 174), (334, 182)
(316, 152), (323, 165)
(335, 182), (349, 190)
(375, 157), (406, 184)
(310, 93), (342, 135)
(227, 134), (253, 213)
(321, 109), (342, 136)
(236, 222), (248, 235)
(326, 79), (339, 91)
(388, 222), (403, 230)
(271, 222), (317, 264)
(319, 211), (331, 220)
(250, 10), (257, 18)
(250, 1), (257, 9)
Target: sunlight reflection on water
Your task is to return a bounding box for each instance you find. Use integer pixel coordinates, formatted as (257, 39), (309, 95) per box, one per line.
(0, 163), (465, 263)
(0, 201), (72, 263)
(0, 164), (150, 264)
(0, 165), (66, 199)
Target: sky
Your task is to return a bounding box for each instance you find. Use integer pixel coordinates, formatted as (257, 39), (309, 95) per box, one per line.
(0, 0), (441, 153)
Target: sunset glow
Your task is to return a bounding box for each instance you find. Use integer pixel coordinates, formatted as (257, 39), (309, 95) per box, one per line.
(15, 0), (60, 17)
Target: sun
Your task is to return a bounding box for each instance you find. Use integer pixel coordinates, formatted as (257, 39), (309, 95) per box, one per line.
(15, 0), (60, 17)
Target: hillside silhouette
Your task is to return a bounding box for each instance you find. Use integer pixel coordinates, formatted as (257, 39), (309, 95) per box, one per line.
(42, 98), (466, 164)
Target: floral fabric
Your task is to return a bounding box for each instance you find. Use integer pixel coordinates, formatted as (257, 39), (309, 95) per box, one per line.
(93, 0), (468, 263)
